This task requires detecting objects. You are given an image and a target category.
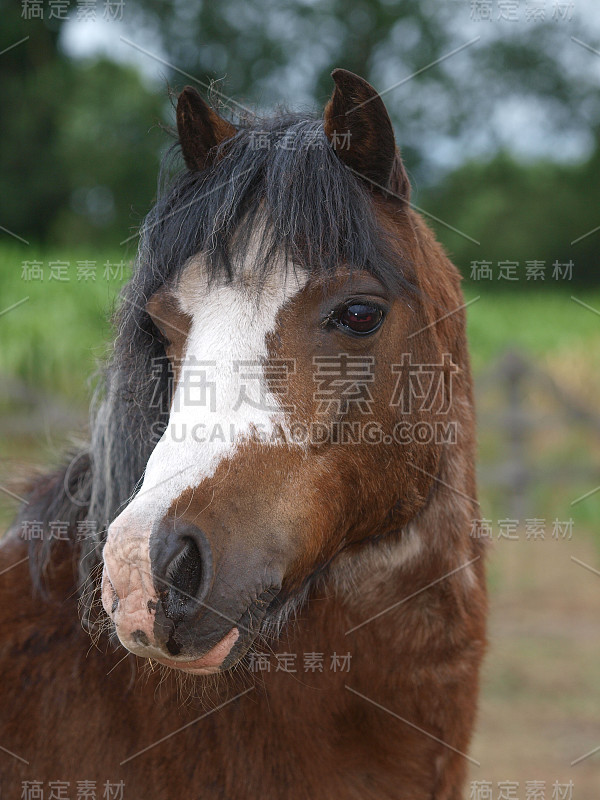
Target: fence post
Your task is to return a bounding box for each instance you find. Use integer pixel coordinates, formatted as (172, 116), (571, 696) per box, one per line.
(503, 351), (530, 520)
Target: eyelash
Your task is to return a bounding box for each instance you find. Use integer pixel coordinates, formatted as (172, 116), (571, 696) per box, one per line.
(153, 325), (171, 348)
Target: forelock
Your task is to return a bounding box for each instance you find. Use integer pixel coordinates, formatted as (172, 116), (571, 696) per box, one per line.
(140, 113), (413, 294)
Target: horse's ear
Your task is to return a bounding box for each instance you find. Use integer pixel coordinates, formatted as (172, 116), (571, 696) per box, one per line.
(176, 86), (237, 171)
(324, 69), (410, 200)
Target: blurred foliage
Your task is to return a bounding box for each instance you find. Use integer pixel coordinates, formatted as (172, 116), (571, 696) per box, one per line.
(130, 0), (600, 169)
(0, 0), (599, 282)
(421, 149), (600, 286)
(0, 1), (165, 247)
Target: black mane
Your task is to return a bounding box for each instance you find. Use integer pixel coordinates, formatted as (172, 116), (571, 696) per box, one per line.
(146, 112), (410, 289)
(15, 109), (413, 617)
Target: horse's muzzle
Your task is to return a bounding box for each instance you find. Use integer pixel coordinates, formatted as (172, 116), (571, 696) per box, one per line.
(101, 514), (279, 672)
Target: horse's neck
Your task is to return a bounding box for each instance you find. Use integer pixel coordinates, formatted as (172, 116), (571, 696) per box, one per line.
(288, 508), (486, 692)
(266, 516), (485, 796)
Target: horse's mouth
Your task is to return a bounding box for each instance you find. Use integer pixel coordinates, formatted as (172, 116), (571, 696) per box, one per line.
(156, 586), (280, 674)
(156, 627), (240, 674)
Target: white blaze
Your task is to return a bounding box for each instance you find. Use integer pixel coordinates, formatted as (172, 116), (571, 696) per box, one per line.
(102, 253), (307, 652)
(124, 256), (307, 528)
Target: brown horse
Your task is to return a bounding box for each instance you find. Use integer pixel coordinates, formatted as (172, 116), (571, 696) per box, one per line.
(1, 70), (486, 799)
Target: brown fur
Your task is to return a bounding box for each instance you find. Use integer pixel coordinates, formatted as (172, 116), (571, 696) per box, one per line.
(176, 86), (237, 171)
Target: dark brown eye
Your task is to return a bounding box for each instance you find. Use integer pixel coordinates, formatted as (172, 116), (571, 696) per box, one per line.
(337, 303), (384, 335)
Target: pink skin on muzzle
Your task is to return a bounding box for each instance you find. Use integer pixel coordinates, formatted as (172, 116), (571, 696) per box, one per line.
(101, 530), (158, 650)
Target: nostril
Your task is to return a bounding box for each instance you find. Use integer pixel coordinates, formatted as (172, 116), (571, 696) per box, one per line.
(149, 520), (213, 633)
(163, 537), (203, 622)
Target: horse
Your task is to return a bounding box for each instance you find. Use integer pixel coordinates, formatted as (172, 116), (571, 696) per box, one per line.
(0, 69), (487, 799)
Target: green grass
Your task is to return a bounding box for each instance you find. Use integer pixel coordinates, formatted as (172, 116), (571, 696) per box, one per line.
(1, 243), (599, 535)
(2, 243), (600, 396)
(465, 287), (600, 372)
(0, 243), (130, 403)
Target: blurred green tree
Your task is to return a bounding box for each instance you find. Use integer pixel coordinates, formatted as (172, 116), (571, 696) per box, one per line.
(422, 143), (600, 287)
(0, 0), (599, 284)
(0, 2), (164, 247)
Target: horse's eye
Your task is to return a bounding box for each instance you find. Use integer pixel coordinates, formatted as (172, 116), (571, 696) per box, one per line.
(337, 303), (384, 335)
